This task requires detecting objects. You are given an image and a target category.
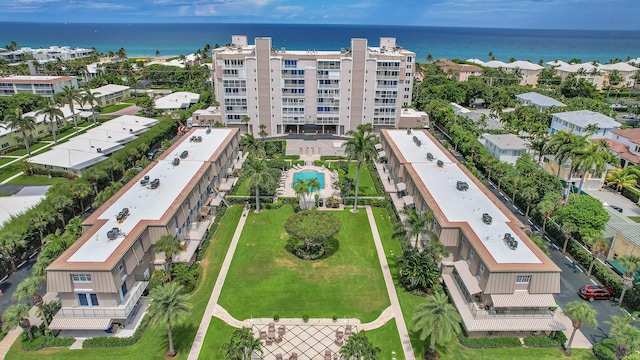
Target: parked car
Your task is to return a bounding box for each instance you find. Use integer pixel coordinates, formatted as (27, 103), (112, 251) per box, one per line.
(610, 205), (624, 213)
(622, 114), (636, 119)
(578, 285), (614, 301)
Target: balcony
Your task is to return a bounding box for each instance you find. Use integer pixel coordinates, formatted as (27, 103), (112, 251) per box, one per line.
(54, 281), (148, 321)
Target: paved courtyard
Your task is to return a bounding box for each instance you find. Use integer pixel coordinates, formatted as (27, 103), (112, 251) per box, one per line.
(252, 323), (358, 360)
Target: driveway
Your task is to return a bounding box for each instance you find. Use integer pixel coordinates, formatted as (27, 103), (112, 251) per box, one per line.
(584, 188), (640, 217)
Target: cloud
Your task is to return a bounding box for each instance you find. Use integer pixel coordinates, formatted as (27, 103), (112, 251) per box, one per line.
(275, 5), (304, 13)
(194, 4), (217, 15)
(81, 2), (130, 10)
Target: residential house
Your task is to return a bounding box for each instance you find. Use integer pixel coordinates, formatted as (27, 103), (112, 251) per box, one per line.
(481, 133), (528, 165)
(549, 110), (621, 139)
(380, 129), (564, 337)
(0, 46), (93, 64)
(599, 62), (639, 89)
(469, 59), (543, 86)
(90, 84), (131, 107)
(154, 91), (199, 113)
(604, 207), (640, 260)
(191, 106), (222, 127)
(602, 128), (640, 168)
(46, 128), (242, 331)
(0, 105), (79, 151)
(515, 92), (566, 112)
(436, 59), (483, 82)
(548, 62), (607, 90)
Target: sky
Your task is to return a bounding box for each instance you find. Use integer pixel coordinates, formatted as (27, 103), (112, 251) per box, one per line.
(1, 0), (639, 30)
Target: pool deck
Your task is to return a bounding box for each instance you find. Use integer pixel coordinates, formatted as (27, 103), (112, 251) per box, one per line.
(277, 164), (339, 199)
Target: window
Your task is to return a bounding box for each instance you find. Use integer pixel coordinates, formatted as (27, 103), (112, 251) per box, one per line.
(479, 263), (485, 275)
(469, 248), (475, 260)
(71, 274), (91, 282)
(516, 275), (531, 283)
(120, 282), (128, 299)
(117, 261), (124, 274)
(78, 293), (99, 307)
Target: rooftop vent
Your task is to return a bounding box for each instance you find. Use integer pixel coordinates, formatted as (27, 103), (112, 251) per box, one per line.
(189, 135), (203, 143)
(503, 233), (518, 250)
(206, 128), (212, 134)
(456, 181), (469, 191)
(116, 208), (130, 222)
(436, 160), (444, 167)
(129, 129), (133, 133)
(407, 128), (412, 135)
(150, 178), (160, 189)
(426, 152), (434, 161)
(412, 135), (421, 147)
(172, 157), (180, 166)
(107, 227), (121, 240)
(140, 175), (150, 186)
(482, 213), (492, 225)
(180, 150), (189, 159)
(96, 148), (102, 153)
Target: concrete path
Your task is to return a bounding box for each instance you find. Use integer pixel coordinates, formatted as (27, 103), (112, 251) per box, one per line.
(365, 206), (416, 360)
(0, 329), (20, 359)
(187, 206), (251, 360)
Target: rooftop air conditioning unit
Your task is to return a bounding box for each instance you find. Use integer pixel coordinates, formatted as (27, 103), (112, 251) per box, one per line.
(172, 157), (180, 166)
(482, 213), (492, 225)
(150, 178), (160, 189)
(180, 150), (189, 159)
(107, 227), (120, 240)
(140, 175), (150, 186)
(456, 181), (469, 191)
(206, 128), (212, 134)
(503, 233), (518, 250)
(436, 160), (444, 167)
(197, 136), (202, 142)
(96, 148), (102, 153)
(426, 152), (434, 161)
(407, 128), (412, 135)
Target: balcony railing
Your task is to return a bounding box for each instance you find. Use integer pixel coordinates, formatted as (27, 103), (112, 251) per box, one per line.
(468, 302), (555, 318)
(57, 281), (148, 319)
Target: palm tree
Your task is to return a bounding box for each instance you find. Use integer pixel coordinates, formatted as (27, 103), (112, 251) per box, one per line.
(50, 195), (74, 227)
(544, 131), (580, 178)
(606, 313), (640, 358)
(537, 195), (558, 235)
(583, 231), (608, 276)
(617, 254), (640, 305)
(519, 185), (539, 221)
(339, 331), (380, 360)
(222, 327), (263, 360)
(573, 140), (612, 190)
(342, 124), (378, 212)
(70, 181), (94, 213)
(412, 292), (462, 357)
(0, 231), (27, 272)
(306, 177), (321, 194)
(147, 283), (192, 357)
(241, 115), (251, 133)
(82, 90), (100, 125)
(560, 221), (578, 253)
(607, 69), (624, 97)
(13, 276), (49, 328)
(258, 123), (267, 139)
(31, 210), (55, 243)
(155, 234), (182, 282)
(606, 168), (637, 192)
(563, 301), (597, 355)
(60, 85), (82, 134)
(239, 133), (263, 158)
(393, 208), (434, 249)
(36, 99), (64, 144)
(293, 178), (310, 207)
(487, 51), (495, 61)
(2, 303), (34, 340)
(4, 107), (36, 157)
(243, 158), (275, 212)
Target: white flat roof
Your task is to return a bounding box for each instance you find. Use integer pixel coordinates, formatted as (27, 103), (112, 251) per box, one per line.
(67, 128), (233, 263)
(387, 130), (542, 264)
(154, 92), (199, 110)
(28, 149), (108, 170)
(0, 195), (45, 227)
(90, 84), (129, 96)
(97, 121), (151, 135)
(112, 115), (158, 128)
(75, 129), (136, 143)
(54, 138), (124, 155)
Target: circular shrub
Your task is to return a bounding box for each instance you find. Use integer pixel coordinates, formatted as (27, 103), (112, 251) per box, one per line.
(284, 210), (341, 260)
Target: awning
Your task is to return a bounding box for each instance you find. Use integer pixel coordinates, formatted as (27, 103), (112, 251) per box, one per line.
(375, 143), (383, 151)
(378, 151), (387, 158)
(396, 182), (406, 192)
(49, 317), (112, 330)
(490, 293), (557, 308)
(402, 195), (414, 208)
(453, 260), (482, 294)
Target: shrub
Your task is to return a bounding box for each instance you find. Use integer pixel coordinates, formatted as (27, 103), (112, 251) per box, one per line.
(459, 335), (522, 348)
(523, 334), (562, 348)
(592, 339), (616, 360)
(273, 314), (280, 322)
(621, 186), (640, 204)
(171, 263), (199, 293)
(320, 156), (346, 161)
(83, 315), (150, 348)
(21, 329), (74, 351)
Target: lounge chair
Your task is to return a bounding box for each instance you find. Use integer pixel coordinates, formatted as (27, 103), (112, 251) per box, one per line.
(278, 325), (286, 335)
(276, 354), (283, 360)
(259, 331), (267, 340)
(334, 338), (343, 346)
(345, 325), (352, 335)
(325, 350), (332, 359)
(289, 353), (298, 360)
(266, 338), (273, 346)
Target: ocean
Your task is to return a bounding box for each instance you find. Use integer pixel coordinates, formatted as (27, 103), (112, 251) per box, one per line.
(1, 22), (639, 63)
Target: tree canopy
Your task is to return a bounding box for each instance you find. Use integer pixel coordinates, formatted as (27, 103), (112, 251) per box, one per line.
(284, 210), (341, 259)
(553, 194), (610, 238)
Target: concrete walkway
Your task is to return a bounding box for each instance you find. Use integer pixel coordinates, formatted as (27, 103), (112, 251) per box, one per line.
(365, 206), (416, 360)
(0, 330), (20, 359)
(187, 206), (251, 360)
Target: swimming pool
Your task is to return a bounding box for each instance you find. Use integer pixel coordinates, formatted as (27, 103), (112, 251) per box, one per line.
(292, 170), (325, 191)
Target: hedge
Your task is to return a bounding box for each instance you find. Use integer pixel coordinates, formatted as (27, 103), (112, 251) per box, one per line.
(592, 339), (616, 360)
(195, 206), (228, 262)
(21, 330), (75, 351)
(621, 186), (640, 204)
(83, 314), (150, 348)
(320, 156), (346, 161)
(459, 335), (522, 348)
(523, 332), (566, 348)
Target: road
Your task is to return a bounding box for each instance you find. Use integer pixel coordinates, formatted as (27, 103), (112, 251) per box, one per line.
(0, 255), (39, 315)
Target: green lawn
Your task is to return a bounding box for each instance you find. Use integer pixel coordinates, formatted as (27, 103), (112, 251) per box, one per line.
(371, 207), (596, 360)
(217, 206), (390, 322)
(199, 317), (239, 359)
(366, 321), (405, 360)
(333, 162), (380, 196)
(6, 206), (244, 360)
(230, 177), (251, 196)
(629, 216), (640, 223)
(101, 103), (132, 114)
(4, 142), (50, 157)
(0, 162), (24, 182)
(0, 158), (16, 167)
(7, 174), (71, 186)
